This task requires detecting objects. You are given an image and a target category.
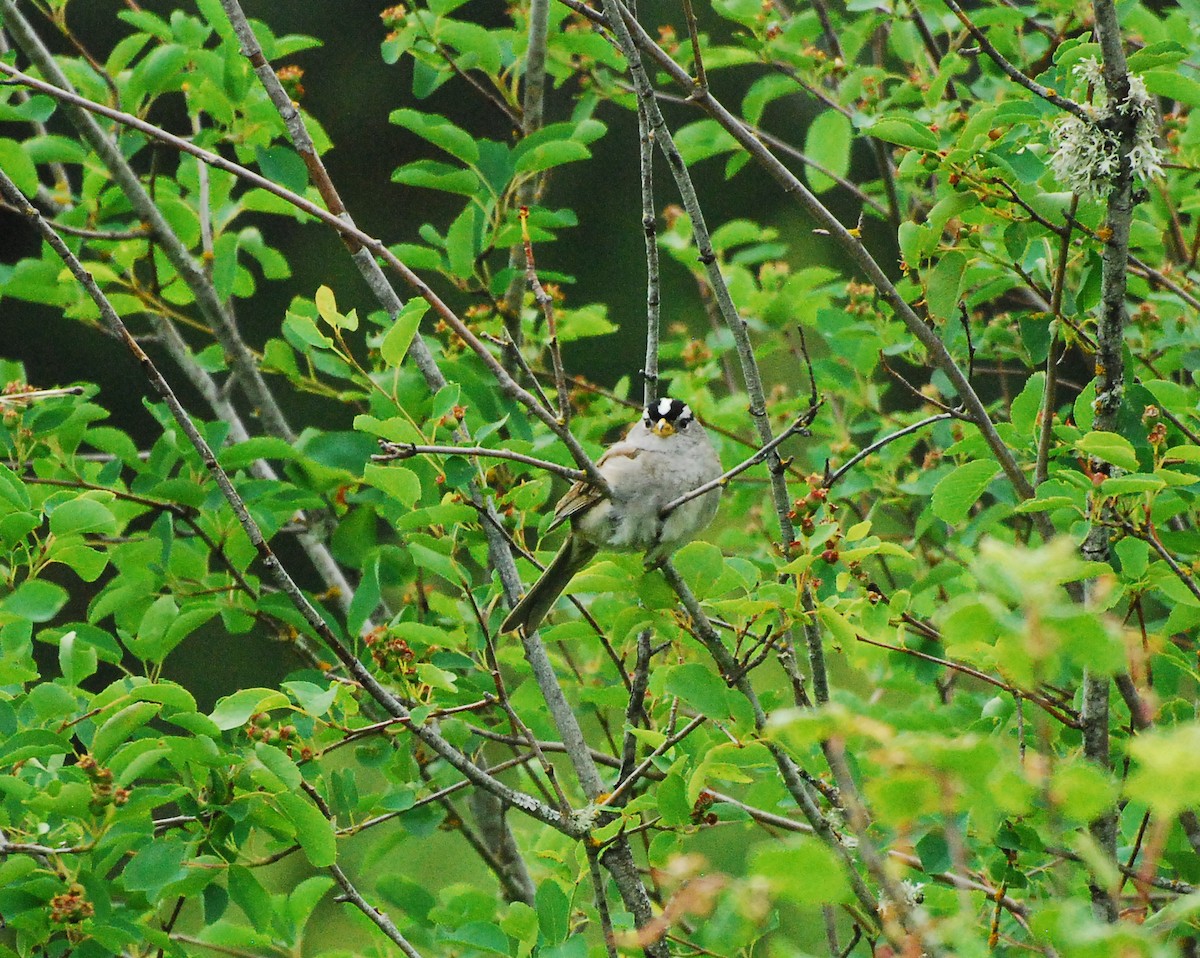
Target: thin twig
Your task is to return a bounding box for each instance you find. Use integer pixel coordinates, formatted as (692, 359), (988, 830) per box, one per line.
(639, 97), (662, 410)
(588, 844), (621, 958)
(660, 407), (818, 516)
(519, 205), (571, 424)
(940, 0), (1090, 121)
(0, 385), (86, 403)
(604, 715), (706, 807)
(825, 414), (954, 489)
(374, 441), (586, 482)
(1036, 194), (1079, 486)
(330, 863), (424, 958)
(678, 0), (708, 94)
(619, 630), (655, 786)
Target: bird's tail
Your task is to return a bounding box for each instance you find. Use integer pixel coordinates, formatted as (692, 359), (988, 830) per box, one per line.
(500, 537), (598, 635)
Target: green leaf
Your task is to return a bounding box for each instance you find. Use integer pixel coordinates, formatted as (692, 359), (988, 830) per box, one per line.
(1010, 372), (1046, 437)
(209, 687), (290, 730)
(501, 901), (538, 948)
(211, 230), (241, 302)
(1100, 474), (1165, 495)
(218, 436), (301, 469)
(92, 701), (161, 763)
(442, 921), (512, 955)
(408, 541), (460, 582)
(315, 285), (356, 330)
(867, 116), (939, 152)
(513, 140), (591, 175)
(1076, 431), (1139, 472)
(931, 459), (1000, 523)
(284, 312), (333, 349)
(536, 880), (570, 946)
(276, 791), (337, 866)
(254, 742), (303, 791)
(128, 595), (179, 661)
(925, 251), (967, 321)
(122, 838), (190, 895)
(380, 300), (429, 367)
(674, 119), (739, 164)
(391, 159), (480, 195)
(1126, 724), (1200, 816)
(750, 836), (852, 904)
(227, 865), (274, 930)
(671, 541), (724, 595)
(1143, 71), (1200, 106)
(0, 729), (71, 766)
(2, 579), (68, 622)
(445, 204), (478, 280)
(389, 109), (479, 163)
(805, 110), (852, 193)
(1126, 41), (1187, 71)
(363, 463), (421, 507)
(663, 663), (732, 720)
(255, 145), (309, 194)
(0, 138), (40, 197)
(414, 662), (457, 692)
(48, 498), (117, 537)
(285, 875), (335, 935)
(557, 304), (617, 342)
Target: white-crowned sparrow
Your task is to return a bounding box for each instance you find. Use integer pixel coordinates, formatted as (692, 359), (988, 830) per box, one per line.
(501, 397), (723, 634)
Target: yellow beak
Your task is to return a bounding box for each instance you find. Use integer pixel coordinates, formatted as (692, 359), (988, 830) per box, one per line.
(651, 419), (675, 438)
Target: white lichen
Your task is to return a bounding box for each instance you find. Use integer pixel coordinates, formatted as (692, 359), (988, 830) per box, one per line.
(1049, 58), (1164, 197)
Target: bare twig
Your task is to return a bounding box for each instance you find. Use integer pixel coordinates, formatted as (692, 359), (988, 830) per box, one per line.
(330, 863), (424, 958)
(0, 385), (85, 403)
(825, 414), (954, 489)
(374, 441), (586, 483)
(639, 97), (662, 410)
(519, 205), (571, 424)
(619, 630), (655, 786)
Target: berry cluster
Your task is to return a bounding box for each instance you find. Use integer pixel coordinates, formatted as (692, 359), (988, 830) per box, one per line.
(787, 473), (829, 537)
(49, 884), (94, 925)
(244, 712), (312, 761)
(364, 627), (416, 679)
(78, 754), (130, 812)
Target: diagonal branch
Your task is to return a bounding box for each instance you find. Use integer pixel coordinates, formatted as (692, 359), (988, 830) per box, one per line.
(212, 6), (668, 945)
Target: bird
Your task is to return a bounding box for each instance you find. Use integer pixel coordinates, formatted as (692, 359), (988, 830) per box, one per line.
(501, 396), (723, 635)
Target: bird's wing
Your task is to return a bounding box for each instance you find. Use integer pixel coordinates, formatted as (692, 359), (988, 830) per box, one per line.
(546, 443), (639, 531)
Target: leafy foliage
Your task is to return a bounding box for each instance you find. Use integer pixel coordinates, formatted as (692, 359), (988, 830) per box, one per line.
(1, 0), (1200, 955)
